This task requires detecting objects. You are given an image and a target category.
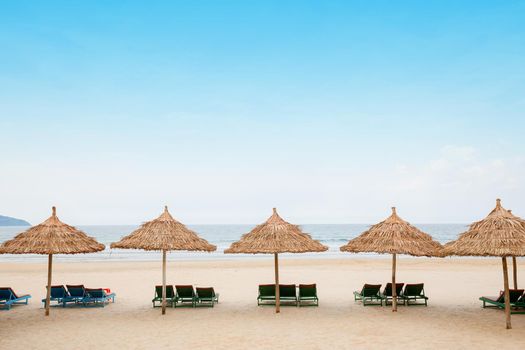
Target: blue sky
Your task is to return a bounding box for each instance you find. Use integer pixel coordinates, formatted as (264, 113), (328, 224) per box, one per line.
(1, 1), (524, 224)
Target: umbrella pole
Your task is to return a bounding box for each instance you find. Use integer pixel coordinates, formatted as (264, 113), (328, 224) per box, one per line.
(392, 253), (397, 312)
(45, 254), (53, 316)
(502, 257), (511, 329)
(162, 249), (167, 315)
(512, 257), (517, 289)
(274, 253), (280, 313)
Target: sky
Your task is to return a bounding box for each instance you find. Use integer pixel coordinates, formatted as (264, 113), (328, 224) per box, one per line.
(0, 1), (524, 225)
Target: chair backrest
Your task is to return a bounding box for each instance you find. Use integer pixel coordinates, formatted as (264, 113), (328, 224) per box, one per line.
(508, 289), (525, 303)
(0, 287), (15, 300)
(403, 283), (424, 297)
(155, 285), (175, 299)
(196, 287), (215, 298)
(175, 285), (195, 298)
(361, 284), (381, 297)
(85, 288), (106, 298)
(258, 284), (276, 297)
(50, 285), (68, 298)
(85, 288), (105, 298)
(299, 284), (317, 298)
(279, 284), (297, 298)
(66, 285), (86, 298)
(383, 283), (404, 297)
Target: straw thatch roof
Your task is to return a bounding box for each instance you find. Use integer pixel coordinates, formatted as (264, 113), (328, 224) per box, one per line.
(443, 199), (525, 257)
(340, 207), (443, 257)
(225, 208), (328, 254)
(0, 207), (105, 255)
(110, 206), (216, 252)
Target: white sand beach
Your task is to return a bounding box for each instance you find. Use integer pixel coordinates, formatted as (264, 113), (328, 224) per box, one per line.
(1, 257), (524, 349)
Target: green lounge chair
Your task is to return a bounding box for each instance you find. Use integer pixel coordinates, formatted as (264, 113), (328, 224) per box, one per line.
(152, 285), (176, 307)
(353, 284), (382, 306)
(0, 287), (31, 310)
(480, 289), (525, 313)
(401, 283), (428, 306)
(82, 288), (116, 307)
(195, 287), (219, 307)
(42, 285), (75, 308)
(380, 283), (404, 306)
(257, 284), (276, 306)
(298, 284), (318, 307)
(279, 284), (298, 306)
(174, 285), (196, 308)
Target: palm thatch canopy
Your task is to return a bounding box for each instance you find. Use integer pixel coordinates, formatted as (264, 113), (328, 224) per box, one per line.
(0, 207), (104, 255)
(340, 207), (443, 257)
(111, 206), (215, 252)
(225, 208), (328, 254)
(443, 199), (525, 257)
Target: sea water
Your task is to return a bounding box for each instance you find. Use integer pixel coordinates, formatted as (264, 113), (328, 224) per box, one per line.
(0, 224), (467, 262)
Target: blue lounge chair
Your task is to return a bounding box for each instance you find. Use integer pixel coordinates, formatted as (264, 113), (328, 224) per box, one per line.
(0, 287), (31, 310)
(66, 284), (86, 303)
(42, 285), (75, 307)
(82, 288), (116, 307)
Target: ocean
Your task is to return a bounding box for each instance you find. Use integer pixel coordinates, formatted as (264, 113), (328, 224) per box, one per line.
(0, 224), (467, 262)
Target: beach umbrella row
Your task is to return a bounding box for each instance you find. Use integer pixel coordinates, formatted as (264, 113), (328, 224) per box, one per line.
(1, 201), (524, 330)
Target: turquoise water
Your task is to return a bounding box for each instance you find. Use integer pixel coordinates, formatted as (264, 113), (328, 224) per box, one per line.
(0, 224), (467, 262)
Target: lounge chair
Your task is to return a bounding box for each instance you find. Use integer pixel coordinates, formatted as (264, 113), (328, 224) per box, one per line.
(174, 285), (196, 308)
(0, 287), (31, 310)
(380, 283), (404, 306)
(42, 285), (75, 308)
(401, 283), (428, 306)
(353, 284), (382, 306)
(279, 284), (298, 306)
(152, 285), (176, 307)
(195, 287), (220, 307)
(298, 284), (318, 307)
(66, 284), (86, 303)
(82, 288), (116, 307)
(257, 284), (276, 306)
(480, 289), (525, 312)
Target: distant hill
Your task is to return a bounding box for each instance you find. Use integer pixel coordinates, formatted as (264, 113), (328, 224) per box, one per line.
(0, 215), (30, 226)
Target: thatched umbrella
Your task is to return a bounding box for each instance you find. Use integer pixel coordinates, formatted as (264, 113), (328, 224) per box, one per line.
(444, 199), (525, 329)
(224, 208), (328, 313)
(0, 207), (105, 316)
(340, 207), (443, 311)
(110, 206), (216, 315)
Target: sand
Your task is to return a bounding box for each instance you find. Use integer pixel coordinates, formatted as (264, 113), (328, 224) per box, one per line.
(1, 257), (524, 349)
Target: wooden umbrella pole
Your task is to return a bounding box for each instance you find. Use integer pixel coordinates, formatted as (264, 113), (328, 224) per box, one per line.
(392, 253), (397, 312)
(512, 257), (517, 289)
(162, 249), (167, 315)
(274, 253), (280, 313)
(45, 254), (53, 316)
(502, 257), (511, 329)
